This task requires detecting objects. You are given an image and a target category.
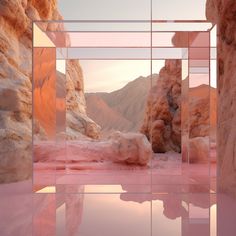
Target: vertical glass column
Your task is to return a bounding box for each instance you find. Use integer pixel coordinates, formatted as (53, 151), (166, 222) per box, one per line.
(33, 45), (57, 191)
(181, 59), (189, 163)
(210, 26), (217, 193)
(56, 51), (67, 183)
(188, 32), (211, 192)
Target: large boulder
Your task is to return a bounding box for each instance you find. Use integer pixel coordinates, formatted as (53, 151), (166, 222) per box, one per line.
(34, 132), (152, 166)
(182, 137), (209, 164)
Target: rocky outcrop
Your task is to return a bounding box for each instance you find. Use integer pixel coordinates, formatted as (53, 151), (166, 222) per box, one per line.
(141, 60), (182, 153)
(0, 0), (100, 183)
(206, 0), (236, 196)
(141, 57), (216, 156)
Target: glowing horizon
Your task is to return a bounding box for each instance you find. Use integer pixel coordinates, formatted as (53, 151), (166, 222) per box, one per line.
(81, 60), (165, 93)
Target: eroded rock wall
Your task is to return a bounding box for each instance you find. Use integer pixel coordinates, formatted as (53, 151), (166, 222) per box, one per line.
(206, 0), (236, 196)
(141, 31), (216, 155)
(0, 0), (100, 183)
(141, 60), (182, 153)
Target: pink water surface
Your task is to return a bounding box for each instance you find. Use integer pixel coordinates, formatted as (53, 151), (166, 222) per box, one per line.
(0, 151), (235, 236)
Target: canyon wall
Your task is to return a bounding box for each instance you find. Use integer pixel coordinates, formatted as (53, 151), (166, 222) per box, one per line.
(141, 60), (215, 154)
(141, 35), (216, 156)
(0, 0), (99, 183)
(206, 0), (236, 196)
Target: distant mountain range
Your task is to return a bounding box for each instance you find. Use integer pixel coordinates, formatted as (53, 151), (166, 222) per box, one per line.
(85, 75), (216, 138)
(85, 75), (158, 136)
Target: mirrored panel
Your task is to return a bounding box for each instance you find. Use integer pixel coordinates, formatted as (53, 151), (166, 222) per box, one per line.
(33, 22), (215, 198)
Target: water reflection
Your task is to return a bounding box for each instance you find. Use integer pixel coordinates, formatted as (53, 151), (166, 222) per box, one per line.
(1, 181), (236, 236)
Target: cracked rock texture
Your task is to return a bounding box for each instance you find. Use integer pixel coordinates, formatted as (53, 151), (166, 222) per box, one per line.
(0, 0), (100, 183)
(141, 60), (182, 153)
(207, 0), (236, 197)
(141, 34), (216, 156)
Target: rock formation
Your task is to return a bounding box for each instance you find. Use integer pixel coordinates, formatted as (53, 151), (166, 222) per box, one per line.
(0, 0), (100, 183)
(206, 0), (236, 196)
(141, 54), (216, 157)
(187, 85), (216, 139)
(141, 60), (182, 153)
(34, 132), (152, 166)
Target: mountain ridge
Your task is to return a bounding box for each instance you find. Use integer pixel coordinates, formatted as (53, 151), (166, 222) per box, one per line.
(85, 74), (159, 135)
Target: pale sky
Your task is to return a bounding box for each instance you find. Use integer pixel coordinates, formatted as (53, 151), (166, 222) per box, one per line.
(58, 0), (207, 20)
(57, 0), (212, 92)
(80, 60), (165, 93)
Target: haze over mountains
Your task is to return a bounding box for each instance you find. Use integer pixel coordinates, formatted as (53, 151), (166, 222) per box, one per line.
(85, 75), (158, 135)
(86, 72), (217, 144)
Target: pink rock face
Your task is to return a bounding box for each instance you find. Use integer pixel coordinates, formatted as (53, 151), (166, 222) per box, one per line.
(206, 0), (236, 197)
(34, 132), (152, 166)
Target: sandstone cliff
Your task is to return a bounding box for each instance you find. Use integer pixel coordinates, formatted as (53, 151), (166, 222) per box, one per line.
(141, 63), (216, 154)
(141, 60), (182, 153)
(206, 0), (236, 196)
(141, 48), (216, 155)
(0, 0), (99, 183)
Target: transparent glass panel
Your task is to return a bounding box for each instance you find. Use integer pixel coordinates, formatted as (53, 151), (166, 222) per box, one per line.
(152, 22), (213, 32)
(189, 32), (210, 47)
(188, 68), (210, 191)
(56, 48), (67, 60)
(189, 60), (210, 68)
(69, 32), (150, 47)
(45, 31), (70, 48)
(152, 32), (176, 47)
(33, 48), (57, 190)
(67, 48), (150, 60)
(152, 48), (188, 59)
(33, 21), (215, 198)
(33, 23), (55, 47)
(181, 59), (189, 166)
(210, 25), (217, 48)
(210, 48), (217, 60)
(210, 58), (217, 192)
(33, 194), (56, 235)
(189, 48), (210, 60)
(38, 22), (151, 32)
